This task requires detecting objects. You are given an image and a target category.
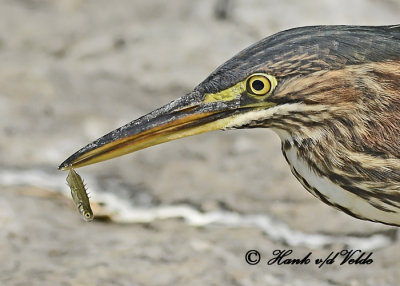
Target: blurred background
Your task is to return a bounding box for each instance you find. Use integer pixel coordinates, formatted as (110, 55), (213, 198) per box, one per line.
(0, 0), (399, 285)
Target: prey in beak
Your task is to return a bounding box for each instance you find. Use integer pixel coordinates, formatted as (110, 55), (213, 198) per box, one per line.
(58, 73), (278, 170)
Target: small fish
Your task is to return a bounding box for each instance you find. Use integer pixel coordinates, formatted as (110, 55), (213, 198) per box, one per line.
(66, 167), (94, 222)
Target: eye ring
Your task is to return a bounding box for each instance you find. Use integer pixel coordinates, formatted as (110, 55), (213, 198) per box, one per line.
(246, 74), (274, 96)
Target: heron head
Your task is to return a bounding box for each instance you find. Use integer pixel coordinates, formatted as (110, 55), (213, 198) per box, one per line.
(59, 25), (400, 169)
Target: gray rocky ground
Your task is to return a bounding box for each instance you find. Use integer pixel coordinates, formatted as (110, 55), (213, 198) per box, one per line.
(0, 0), (399, 285)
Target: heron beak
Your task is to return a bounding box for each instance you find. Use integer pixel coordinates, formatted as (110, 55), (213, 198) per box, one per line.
(58, 91), (243, 169)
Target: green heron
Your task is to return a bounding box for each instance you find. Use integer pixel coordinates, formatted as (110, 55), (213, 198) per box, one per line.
(59, 25), (400, 226)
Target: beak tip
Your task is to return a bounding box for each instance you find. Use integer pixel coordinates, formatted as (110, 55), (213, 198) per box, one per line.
(58, 160), (70, 171)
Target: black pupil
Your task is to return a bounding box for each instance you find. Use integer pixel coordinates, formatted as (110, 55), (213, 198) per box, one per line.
(252, 80), (264, 91)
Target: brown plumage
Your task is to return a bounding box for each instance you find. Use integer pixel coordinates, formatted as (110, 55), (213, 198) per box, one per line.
(238, 59), (400, 224)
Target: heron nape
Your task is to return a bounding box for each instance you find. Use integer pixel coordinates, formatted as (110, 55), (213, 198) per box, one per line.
(59, 25), (400, 226)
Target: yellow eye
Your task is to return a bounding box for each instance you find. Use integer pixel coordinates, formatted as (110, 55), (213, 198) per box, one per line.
(246, 74), (274, 96)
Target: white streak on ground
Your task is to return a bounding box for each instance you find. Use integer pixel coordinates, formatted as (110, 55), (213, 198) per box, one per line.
(0, 167), (395, 250)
